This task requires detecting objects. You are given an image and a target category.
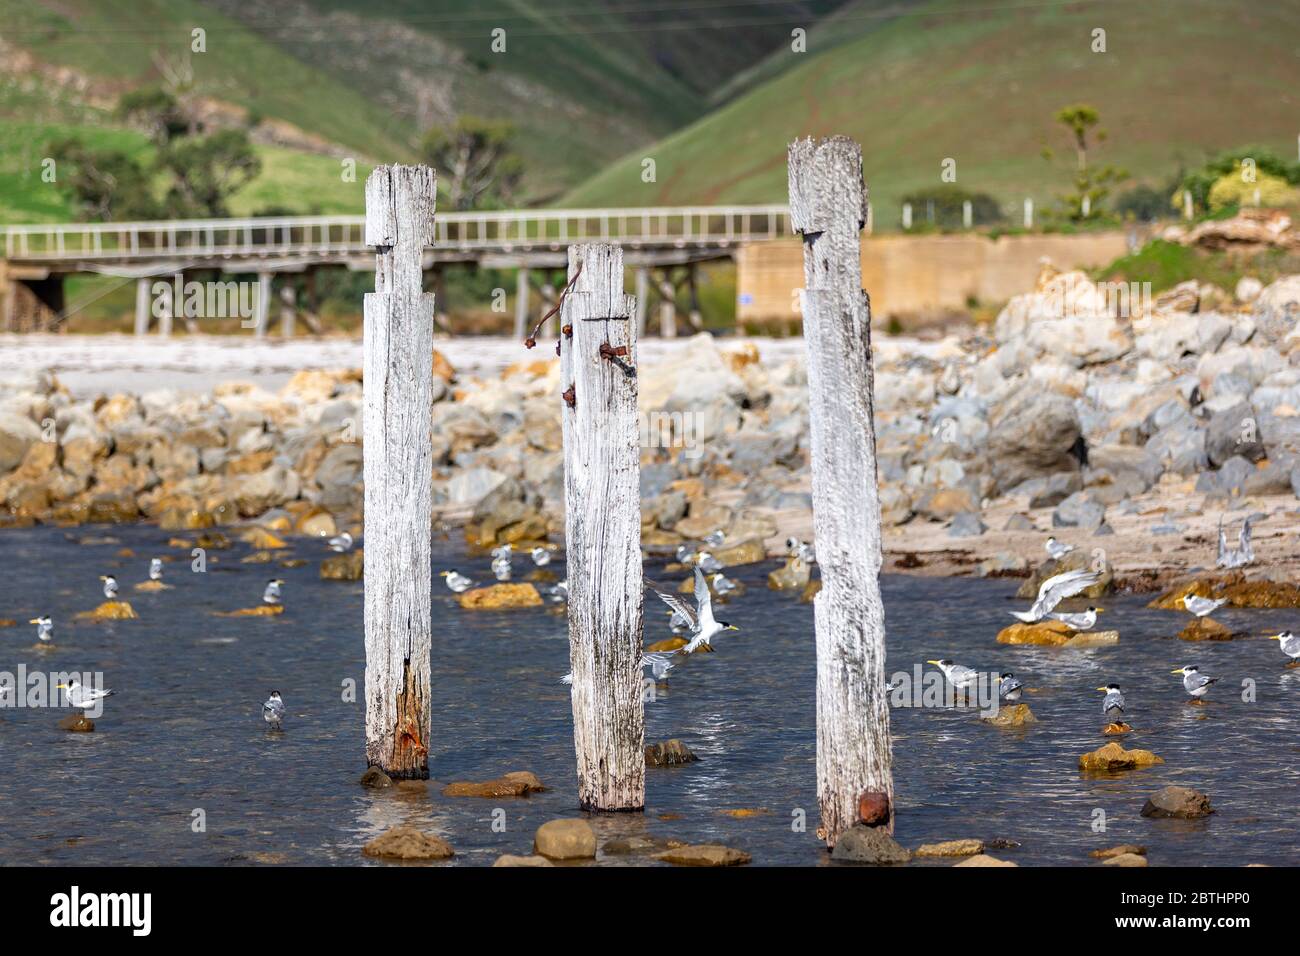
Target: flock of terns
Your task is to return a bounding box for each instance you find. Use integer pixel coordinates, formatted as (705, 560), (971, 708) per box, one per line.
(921, 528), (1300, 725)
(14, 507), (1298, 733)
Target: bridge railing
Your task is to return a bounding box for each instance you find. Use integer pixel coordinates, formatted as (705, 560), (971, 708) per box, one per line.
(2, 205), (791, 261)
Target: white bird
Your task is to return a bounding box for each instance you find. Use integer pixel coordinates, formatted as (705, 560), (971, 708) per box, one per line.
(647, 566), (738, 653)
(490, 544), (513, 561)
(148, 558), (163, 581)
(1098, 683), (1125, 716)
(1269, 630), (1300, 662)
(99, 575), (118, 600)
(1045, 536), (1074, 561)
(675, 544), (696, 564)
(559, 672), (573, 685)
(262, 690), (285, 729)
(263, 579), (284, 605)
(548, 579), (568, 604)
(712, 572), (737, 595)
(1173, 665), (1218, 700)
(927, 659), (979, 691)
(57, 679), (115, 711)
(1182, 593), (1227, 618)
(641, 651), (679, 681)
(530, 547), (551, 567)
(696, 551), (723, 574)
(1010, 568), (1101, 623)
(491, 557), (512, 582)
(1048, 606), (1102, 631)
(440, 569), (474, 593)
(785, 537), (816, 564)
(703, 530), (725, 548)
(998, 672), (1023, 702)
(327, 531), (354, 553)
(1216, 513), (1261, 568)
(29, 616), (53, 643)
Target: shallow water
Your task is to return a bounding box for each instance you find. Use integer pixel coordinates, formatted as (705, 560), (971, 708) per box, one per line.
(1, 523), (1297, 866)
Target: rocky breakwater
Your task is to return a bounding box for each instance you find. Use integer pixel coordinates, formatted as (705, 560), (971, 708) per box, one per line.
(6, 240), (1300, 579)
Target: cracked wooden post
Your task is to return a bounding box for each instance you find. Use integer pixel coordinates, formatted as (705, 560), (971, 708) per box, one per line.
(788, 136), (893, 846)
(363, 164), (436, 779)
(559, 243), (645, 811)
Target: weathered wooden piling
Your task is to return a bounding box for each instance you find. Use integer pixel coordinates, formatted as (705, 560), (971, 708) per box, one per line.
(787, 137), (893, 846)
(558, 243), (645, 811)
(362, 164), (436, 778)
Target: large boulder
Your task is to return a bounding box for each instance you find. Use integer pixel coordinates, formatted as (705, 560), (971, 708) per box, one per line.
(987, 390), (1081, 495)
(534, 819), (596, 860)
(0, 412), (41, 473)
(830, 824), (911, 864)
(1205, 402), (1265, 467)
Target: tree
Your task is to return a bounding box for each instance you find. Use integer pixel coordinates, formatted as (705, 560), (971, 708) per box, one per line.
(157, 129), (262, 218)
(46, 138), (158, 221)
(117, 88), (191, 145)
(419, 117), (523, 210)
(1045, 104), (1126, 222)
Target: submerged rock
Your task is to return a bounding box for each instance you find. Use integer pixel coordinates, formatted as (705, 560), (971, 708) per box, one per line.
(534, 819), (596, 860)
(602, 835), (683, 856)
(655, 844), (751, 867)
(1079, 742), (1163, 772)
(493, 854), (554, 867)
(1141, 785), (1214, 819)
(57, 714), (94, 732)
(1177, 617), (1237, 641)
(216, 604), (284, 617)
(358, 767), (393, 789)
(645, 739), (698, 767)
(457, 583), (543, 610)
(1090, 844), (1147, 860)
(362, 826), (454, 861)
(320, 550), (363, 581)
(75, 600), (138, 621)
(830, 824), (910, 864)
(914, 839), (985, 858)
(443, 771), (546, 798)
(1103, 852), (1149, 867)
(996, 619), (1074, 646)
(981, 703), (1038, 727)
(953, 854), (1018, 867)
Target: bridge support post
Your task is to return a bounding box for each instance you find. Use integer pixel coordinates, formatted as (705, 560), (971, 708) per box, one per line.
(656, 273), (677, 338)
(253, 272), (272, 337)
(155, 279), (173, 337)
(134, 278), (151, 335)
(362, 164), (436, 779)
(514, 266), (530, 338)
(279, 282), (296, 338)
(634, 267), (648, 337)
(788, 136), (893, 848)
(558, 242), (645, 811)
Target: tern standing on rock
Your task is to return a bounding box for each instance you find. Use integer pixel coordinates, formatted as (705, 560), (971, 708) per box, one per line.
(1173, 665), (1218, 701)
(530, 547), (551, 567)
(1011, 568), (1101, 623)
(927, 659), (979, 692)
(696, 551), (723, 574)
(1049, 606), (1103, 630)
(262, 691), (285, 730)
(29, 616), (53, 643)
(1182, 594), (1227, 618)
(1269, 630), (1300, 662)
(100, 575), (118, 600)
(263, 579), (284, 605)
(440, 569), (474, 593)
(148, 558), (163, 582)
(998, 672), (1024, 702)
(1098, 683), (1125, 717)
(327, 531), (353, 553)
(1045, 536), (1074, 561)
(57, 679), (114, 711)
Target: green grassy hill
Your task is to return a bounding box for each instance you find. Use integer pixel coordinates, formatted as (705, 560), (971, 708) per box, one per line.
(0, 0), (848, 221)
(563, 0), (1300, 226)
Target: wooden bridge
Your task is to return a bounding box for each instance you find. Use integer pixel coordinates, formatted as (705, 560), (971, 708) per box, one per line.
(0, 205), (790, 336)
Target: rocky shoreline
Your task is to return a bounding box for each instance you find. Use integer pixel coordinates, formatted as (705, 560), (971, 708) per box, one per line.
(4, 262), (1300, 591)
